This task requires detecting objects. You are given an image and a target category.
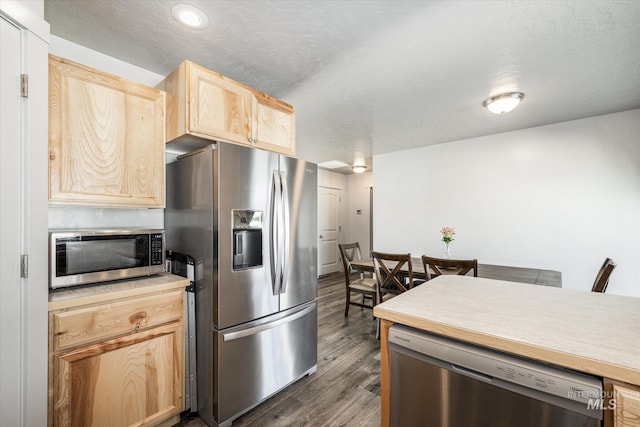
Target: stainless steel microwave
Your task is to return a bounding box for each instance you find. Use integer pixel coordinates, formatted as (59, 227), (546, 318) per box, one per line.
(49, 229), (165, 289)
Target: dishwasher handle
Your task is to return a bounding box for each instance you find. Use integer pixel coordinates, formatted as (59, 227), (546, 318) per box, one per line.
(451, 364), (494, 383)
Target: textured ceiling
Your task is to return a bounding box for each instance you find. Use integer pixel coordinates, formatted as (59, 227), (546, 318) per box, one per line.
(44, 1), (640, 170)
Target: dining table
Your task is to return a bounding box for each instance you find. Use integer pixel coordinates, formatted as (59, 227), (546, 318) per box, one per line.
(350, 257), (562, 287)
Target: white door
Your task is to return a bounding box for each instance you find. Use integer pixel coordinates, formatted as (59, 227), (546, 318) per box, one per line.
(318, 187), (342, 276)
(0, 15), (23, 426)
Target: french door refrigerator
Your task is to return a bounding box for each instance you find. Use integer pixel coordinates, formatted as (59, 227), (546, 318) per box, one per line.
(165, 142), (318, 427)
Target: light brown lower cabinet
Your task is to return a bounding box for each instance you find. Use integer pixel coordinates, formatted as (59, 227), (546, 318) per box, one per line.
(605, 379), (640, 427)
(49, 288), (184, 427)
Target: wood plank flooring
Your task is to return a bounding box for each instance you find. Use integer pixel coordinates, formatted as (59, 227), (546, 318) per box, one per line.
(176, 272), (381, 427)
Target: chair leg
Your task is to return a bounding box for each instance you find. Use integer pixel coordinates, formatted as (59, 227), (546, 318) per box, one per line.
(371, 292), (377, 320)
(345, 288), (350, 317)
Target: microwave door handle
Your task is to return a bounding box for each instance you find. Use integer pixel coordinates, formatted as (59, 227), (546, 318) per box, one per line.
(279, 171), (290, 294)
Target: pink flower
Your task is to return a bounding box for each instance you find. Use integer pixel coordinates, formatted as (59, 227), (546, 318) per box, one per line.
(441, 226), (455, 243)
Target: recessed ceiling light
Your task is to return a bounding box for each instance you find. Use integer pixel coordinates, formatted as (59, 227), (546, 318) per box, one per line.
(171, 4), (209, 30)
(483, 92), (524, 114)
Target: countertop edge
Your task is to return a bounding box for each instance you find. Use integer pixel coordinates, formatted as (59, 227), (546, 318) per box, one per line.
(48, 273), (189, 311)
(374, 305), (640, 386)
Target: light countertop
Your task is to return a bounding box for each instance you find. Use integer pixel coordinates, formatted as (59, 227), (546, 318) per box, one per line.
(374, 275), (640, 385)
(48, 273), (188, 311)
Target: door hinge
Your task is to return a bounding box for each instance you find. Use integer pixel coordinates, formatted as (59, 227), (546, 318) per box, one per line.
(21, 74), (28, 97)
(20, 254), (28, 278)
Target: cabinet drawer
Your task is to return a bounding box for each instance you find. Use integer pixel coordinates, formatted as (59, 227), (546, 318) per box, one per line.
(52, 290), (183, 351)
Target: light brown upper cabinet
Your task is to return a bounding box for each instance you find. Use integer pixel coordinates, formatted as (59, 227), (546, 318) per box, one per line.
(158, 60), (295, 156)
(253, 91), (296, 156)
(48, 54), (166, 207)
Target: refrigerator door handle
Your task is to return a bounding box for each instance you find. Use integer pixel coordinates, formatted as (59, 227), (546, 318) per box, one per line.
(279, 170), (290, 294)
(222, 303), (315, 342)
(270, 170), (281, 295)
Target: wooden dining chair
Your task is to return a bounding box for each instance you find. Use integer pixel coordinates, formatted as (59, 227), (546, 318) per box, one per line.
(371, 251), (413, 339)
(421, 255), (478, 280)
(371, 251), (414, 300)
(339, 243), (377, 317)
(591, 258), (616, 293)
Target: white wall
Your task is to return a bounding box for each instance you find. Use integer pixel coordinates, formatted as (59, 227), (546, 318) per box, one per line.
(48, 36), (165, 229)
(318, 168), (347, 190)
(15, 0), (42, 17)
(344, 172), (373, 257)
(373, 109), (640, 297)
(318, 169), (373, 253)
(49, 35), (164, 86)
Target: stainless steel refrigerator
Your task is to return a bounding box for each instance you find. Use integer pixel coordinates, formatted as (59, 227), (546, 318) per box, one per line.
(165, 142), (318, 427)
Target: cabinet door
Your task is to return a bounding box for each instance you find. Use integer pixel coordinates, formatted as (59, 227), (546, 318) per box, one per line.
(253, 93), (296, 156)
(49, 55), (165, 207)
(613, 382), (640, 427)
(52, 321), (184, 427)
(188, 62), (254, 146)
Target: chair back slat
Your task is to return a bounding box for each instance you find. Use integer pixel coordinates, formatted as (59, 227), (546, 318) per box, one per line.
(591, 258), (616, 293)
(339, 242), (376, 317)
(421, 256), (478, 280)
(372, 251), (413, 296)
(339, 242), (363, 276)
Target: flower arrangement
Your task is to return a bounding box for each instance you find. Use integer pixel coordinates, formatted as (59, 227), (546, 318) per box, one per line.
(441, 226), (455, 258)
(441, 226), (455, 244)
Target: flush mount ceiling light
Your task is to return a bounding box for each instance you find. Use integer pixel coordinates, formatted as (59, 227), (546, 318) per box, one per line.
(171, 4), (209, 29)
(352, 165), (368, 173)
(318, 160), (350, 169)
(483, 92), (524, 114)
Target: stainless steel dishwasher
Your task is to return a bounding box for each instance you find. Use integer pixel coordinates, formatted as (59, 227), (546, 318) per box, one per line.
(389, 325), (603, 427)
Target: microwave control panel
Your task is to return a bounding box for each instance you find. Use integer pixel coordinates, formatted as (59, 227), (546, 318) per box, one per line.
(151, 233), (165, 265)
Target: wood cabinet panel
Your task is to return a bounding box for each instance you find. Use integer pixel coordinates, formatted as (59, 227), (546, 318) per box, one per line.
(49, 54), (165, 207)
(52, 290), (183, 351)
(189, 62), (254, 145)
(53, 321), (183, 427)
(159, 60), (296, 156)
(613, 382), (640, 427)
(48, 282), (185, 427)
(254, 92), (295, 156)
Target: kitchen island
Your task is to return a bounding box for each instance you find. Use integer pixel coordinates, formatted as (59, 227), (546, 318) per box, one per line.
(373, 275), (640, 427)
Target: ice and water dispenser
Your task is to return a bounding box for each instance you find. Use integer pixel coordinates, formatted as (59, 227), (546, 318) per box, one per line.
(232, 210), (263, 270)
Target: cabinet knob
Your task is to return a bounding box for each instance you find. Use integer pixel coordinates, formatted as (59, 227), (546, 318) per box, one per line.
(134, 323), (141, 332)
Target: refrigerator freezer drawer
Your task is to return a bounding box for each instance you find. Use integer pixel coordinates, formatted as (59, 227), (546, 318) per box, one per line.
(212, 301), (318, 425)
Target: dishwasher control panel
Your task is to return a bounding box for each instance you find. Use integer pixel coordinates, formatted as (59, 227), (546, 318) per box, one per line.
(388, 325), (603, 405)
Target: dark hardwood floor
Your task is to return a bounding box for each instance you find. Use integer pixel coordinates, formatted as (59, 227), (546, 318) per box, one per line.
(176, 272), (381, 427)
